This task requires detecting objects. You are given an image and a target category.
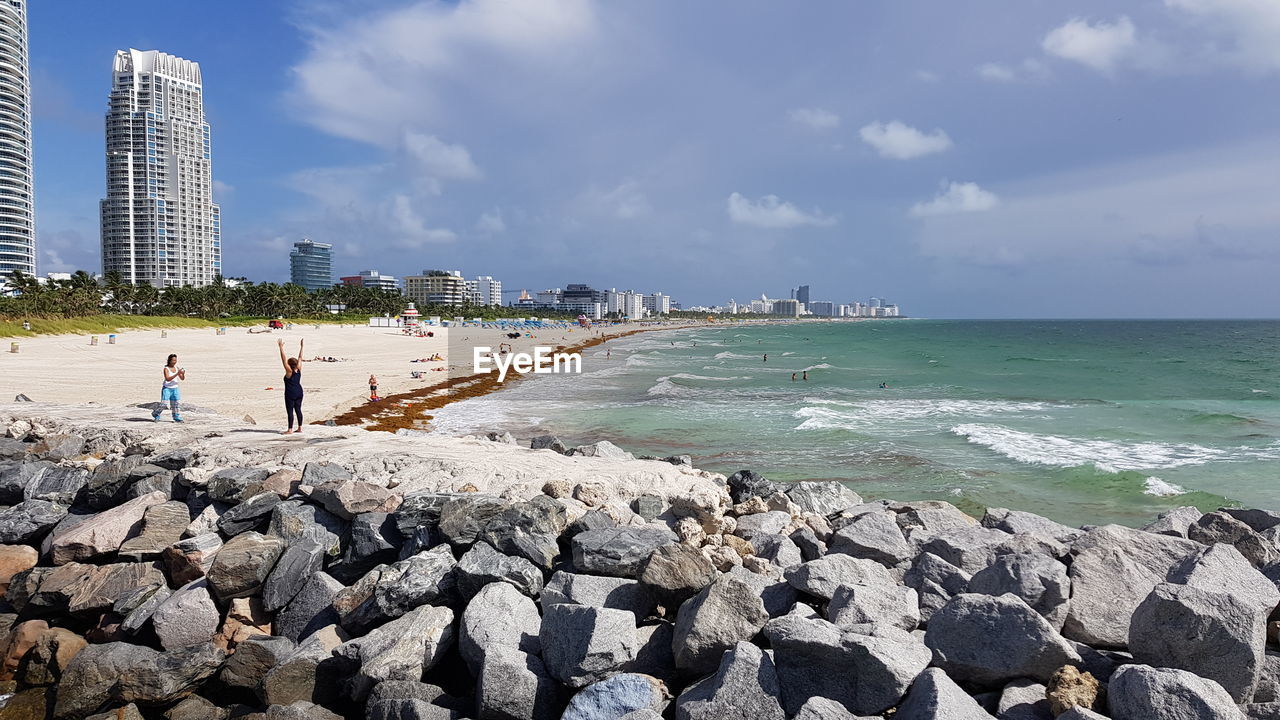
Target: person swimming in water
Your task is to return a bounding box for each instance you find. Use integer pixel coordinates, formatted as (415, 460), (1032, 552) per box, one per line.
(791, 373), (796, 382)
(803, 371), (808, 381)
(763, 354), (767, 363)
(879, 382), (888, 389)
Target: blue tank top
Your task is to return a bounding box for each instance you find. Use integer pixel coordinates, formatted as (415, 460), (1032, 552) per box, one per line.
(284, 367), (303, 398)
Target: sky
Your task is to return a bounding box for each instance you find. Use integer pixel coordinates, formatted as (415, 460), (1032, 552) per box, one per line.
(27, 0), (1280, 318)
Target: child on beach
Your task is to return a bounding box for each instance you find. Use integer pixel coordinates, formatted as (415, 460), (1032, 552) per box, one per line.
(278, 338), (305, 434)
(369, 374), (379, 400)
(151, 354), (186, 422)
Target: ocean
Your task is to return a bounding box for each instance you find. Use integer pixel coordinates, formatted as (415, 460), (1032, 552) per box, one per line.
(429, 320), (1280, 527)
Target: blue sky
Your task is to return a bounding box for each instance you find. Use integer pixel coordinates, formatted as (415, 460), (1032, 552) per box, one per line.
(29, 0), (1280, 317)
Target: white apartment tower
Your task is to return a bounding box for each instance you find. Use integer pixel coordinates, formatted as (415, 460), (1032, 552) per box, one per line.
(101, 49), (221, 287)
(0, 1), (34, 282)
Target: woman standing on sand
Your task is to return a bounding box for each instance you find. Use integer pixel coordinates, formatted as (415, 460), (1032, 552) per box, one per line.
(151, 354), (185, 422)
(278, 338), (305, 434)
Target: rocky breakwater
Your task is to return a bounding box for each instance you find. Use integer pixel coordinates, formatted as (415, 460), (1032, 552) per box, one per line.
(0, 411), (1276, 718)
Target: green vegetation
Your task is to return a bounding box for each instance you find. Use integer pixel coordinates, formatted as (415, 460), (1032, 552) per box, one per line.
(0, 270), (583, 336)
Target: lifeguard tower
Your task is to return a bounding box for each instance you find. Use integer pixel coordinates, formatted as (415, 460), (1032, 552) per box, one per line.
(401, 303), (422, 333)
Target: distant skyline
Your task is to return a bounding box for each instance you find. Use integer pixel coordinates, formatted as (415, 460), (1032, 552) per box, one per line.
(27, 0), (1280, 318)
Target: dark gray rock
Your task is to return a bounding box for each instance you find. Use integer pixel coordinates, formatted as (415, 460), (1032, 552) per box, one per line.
(1169, 543), (1280, 616)
(0, 460), (48, 503)
(912, 525), (1022, 574)
(476, 497), (565, 570)
(1141, 505), (1203, 537)
(1189, 511), (1279, 568)
(437, 494), (509, 547)
(753, 533), (804, 568)
(26, 560), (167, 616)
(828, 582), (919, 631)
(786, 553), (898, 601)
(300, 461), (351, 486)
(629, 622), (677, 683)
(530, 435), (570, 454)
(828, 511), (913, 566)
(459, 580), (542, 675)
(330, 511), (399, 582)
(895, 667), (997, 720)
(0, 498), (68, 542)
(118, 583), (172, 634)
(1129, 582), (1265, 702)
(52, 641), (226, 719)
(268, 499), (345, 555)
(477, 647), (563, 720)
(24, 465), (89, 504)
(997, 679), (1052, 720)
(632, 494), (667, 521)
(217, 491), (284, 535)
(263, 537), (327, 612)
(672, 574), (769, 675)
(341, 545), (457, 633)
(726, 565), (798, 618)
(80, 456), (145, 510)
(968, 553), (1070, 630)
(456, 540), (544, 600)
(675, 641), (784, 720)
(925, 593), (1081, 687)
(1108, 664), (1246, 720)
(539, 603), (640, 688)
(394, 491), (465, 537)
(275, 571), (343, 642)
(563, 673), (667, 720)
(565, 509), (618, 541)
(221, 634), (296, 689)
(982, 507), (1082, 544)
(206, 468), (271, 504)
(151, 447), (196, 471)
(161, 532), (222, 585)
(727, 469), (777, 503)
(151, 578), (220, 650)
(337, 604), (455, 701)
(572, 525), (678, 578)
(32, 433), (85, 462)
(541, 571), (656, 620)
(732, 510), (791, 540)
(206, 531), (285, 603)
(637, 542), (715, 605)
(265, 702), (342, 720)
(790, 526), (827, 562)
(1222, 508), (1280, 533)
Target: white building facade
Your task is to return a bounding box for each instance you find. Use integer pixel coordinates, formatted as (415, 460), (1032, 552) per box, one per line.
(465, 275), (502, 306)
(0, 1), (34, 281)
(644, 292), (671, 315)
(101, 49), (221, 287)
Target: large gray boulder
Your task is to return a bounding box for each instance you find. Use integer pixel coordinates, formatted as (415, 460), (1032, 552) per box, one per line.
(205, 531), (285, 603)
(562, 673), (669, 720)
(221, 634), (296, 690)
(638, 542), (716, 605)
(785, 554), (898, 601)
(672, 574), (769, 675)
(262, 537), (327, 612)
(541, 571), (656, 621)
(1063, 524), (1200, 648)
(903, 551), (971, 623)
(341, 545), (457, 632)
(733, 511), (792, 540)
(308, 480), (399, 521)
(268, 500), (344, 556)
(828, 582), (919, 632)
(925, 593), (1081, 687)
(982, 507), (1081, 544)
(765, 612), (931, 716)
(1129, 582), (1265, 703)
(1108, 664), (1247, 720)
(216, 491), (283, 535)
(1189, 511), (1279, 568)
(967, 553), (1070, 630)
(791, 697), (862, 720)
(572, 526), (678, 578)
(476, 497), (567, 570)
(997, 679), (1052, 720)
(786, 482), (862, 516)
(275, 571), (343, 642)
(456, 539), (544, 600)
(150, 578), (220, 650)
(476, 647), (563, 720)
(117, 500), (191, 560)
(50, 490), (169, 564)
(459, 581), (541, 675)
(828, 511), (913, 566)
(0, 498), (68, 543)
(1141, 506), (1203, 537)
(336, 604), (455, 701)
(206, 468), (271, 503)
(674, 642), (785, 720)
(727, 564), (799, 618)
(895, 667), (997, 720)
(539, 603), (640, 688)
(1168, 543), (1280, 616)
(52, 641), (226, 719)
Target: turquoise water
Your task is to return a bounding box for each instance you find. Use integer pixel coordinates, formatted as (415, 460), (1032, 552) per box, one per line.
(430, 320), (1280, 527)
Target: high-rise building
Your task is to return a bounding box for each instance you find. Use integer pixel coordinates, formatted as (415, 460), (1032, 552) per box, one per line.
(289, 239), (332, 291)
(644, 292), (671, 315)
(808, 301), (834, 317)
(0, 1), (34, 282)
(340, 270), (399, 291)
(101, 49), (221, 287)
(773, 299), (801, 317)
(796, 285), (810, 309)
(465, 275), (502, 306)
(404, 269), (467, 305)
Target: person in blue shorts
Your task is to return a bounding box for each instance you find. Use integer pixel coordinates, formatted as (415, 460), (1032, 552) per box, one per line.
(152, 353), (186, 422)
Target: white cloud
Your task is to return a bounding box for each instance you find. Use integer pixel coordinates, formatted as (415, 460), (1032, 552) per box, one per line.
(910, 181), (999, 217)
(727, 192), (836, 229)
(390, 194), (457, 247)
(212, 179), (235, 201)
(1042, 16), (1138, 72)
(977, 59), (1050, 83)
(1165, 0), (1280, 73)
(401, 132), (482, 181)
(787, 107), (840, 131)
(580, 181), (651, 220)
(859, 121), (953, 160)
(476, 208), (506, 234)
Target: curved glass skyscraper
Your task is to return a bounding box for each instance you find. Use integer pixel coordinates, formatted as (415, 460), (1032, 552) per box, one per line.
(0, 0), (34, 282)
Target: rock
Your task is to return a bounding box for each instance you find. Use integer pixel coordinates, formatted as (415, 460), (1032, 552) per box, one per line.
(1141, 506), (1203, 537)
(262, 538), (326, 612)
(913, 525), (1033, 574)
(214, 597), (273, 650)
(160, 532), (222, 585)
(166, 695), (229, 720)
(790, 526), (827, 561)
(632, 494), (667, 521)
(1108, 664), (1247, 720)
(206, 468), (271, 504)
(726, 469), (776, 503)
(895, 503), (979, 537)
(150, 447), (196, 471)
(926, 593), (1081, 687)
(1257, 651), (1280, 703)
(206, 531), (285, 603)
(786, 482), (862, 516)
(86, 704), (144, 720)
(904, 551), (970, 622)
(268, 499), (344, 555)
(541, 571), (656, 621)
(52, 641), (225, 719)
(0, 498), (67, 543)
(1062, 524), (1200, 649)
(732, 510), (791, 540)
(791, 697), (861, 720)
(49, 491), (168, 564)
(24, 465), (89, 504)
(30, 433), (85, 462)
(26, 561), (167, 616)
(672, 574), (769, 675)
(630, 622), (677, 683)
(638, 543), (715, 605)
(765, 613), (931, 716)
(1222, 508), (1280, 533)
(364, 681), (450, 720)
(265, 702), (342, 720)
(217, 491), (284, 536)
(17, 626), (85, 686)
(117, 501), (191, 560)
(1170, 543), (1280, 615)
(0, 544), (38, 597)
(982, 507), (1082, 544)
(471, 646), (560, 719)
(341, 545), (457, 632)
(785, 554), (897, 601)
(753, 533), (804, 568)
(895, 667), (997, 720)
(569, 440), (632, 460)
(828, 582), (920, 631)
(308, 479), (399, 521)
(563, 672), (667, 720)
(1047, 665), (1100, 715)
(1055, 710), (1108, 720)
(531, 435), (570, 454)
(337, 604), (454, 701)
(459, 581), (541, 675)
(329, 511), (398, 582)
(456, 540), (544, 600)
(1189, 511), (1279, 568)
(572, 526), (678, 578)
(0, 460), (51, 504)
(151, 579), (220, 650)
(675, 641), (784, 720)
(968, 553), (1070, 629)
(261, 626), (348, 707)
(221, 634), (295, 689)
(2, 619), (49, 681)
(996, 680), (1051, 720)
(1129, 582), (1264, 702)
(828, 511), (913, 566)
(80, 456), (145, 510)
(437, 494), (509, 547)
(539, 603), (640, 688)
(275, 571), (343, 642)
(476, 498), (565, 570)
